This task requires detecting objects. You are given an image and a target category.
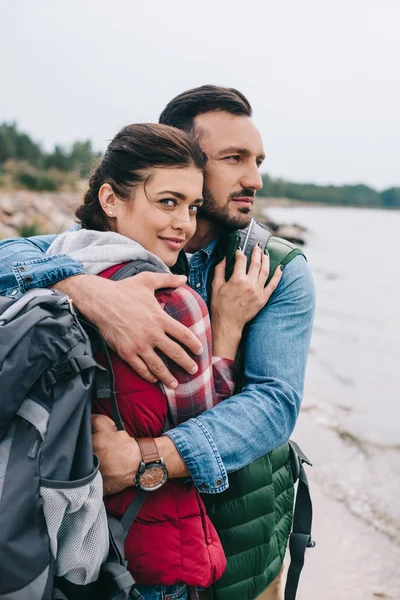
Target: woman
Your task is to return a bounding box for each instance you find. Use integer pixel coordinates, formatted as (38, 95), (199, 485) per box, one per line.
(48, 123), (281, 600)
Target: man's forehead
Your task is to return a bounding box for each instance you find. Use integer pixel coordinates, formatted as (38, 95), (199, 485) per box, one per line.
(195, 111), (264, 154)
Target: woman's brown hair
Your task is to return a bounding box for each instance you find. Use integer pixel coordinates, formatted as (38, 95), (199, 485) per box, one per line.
(76, 123), (206, 231)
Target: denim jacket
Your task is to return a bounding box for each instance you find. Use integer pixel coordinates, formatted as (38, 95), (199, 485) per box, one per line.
(0, 235), (315, 494)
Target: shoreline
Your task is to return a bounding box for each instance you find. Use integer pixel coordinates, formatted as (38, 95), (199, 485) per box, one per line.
(291, 410), (400, 600)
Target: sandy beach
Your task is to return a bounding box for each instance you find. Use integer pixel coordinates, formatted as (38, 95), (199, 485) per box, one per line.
(292, 411), (400, 600)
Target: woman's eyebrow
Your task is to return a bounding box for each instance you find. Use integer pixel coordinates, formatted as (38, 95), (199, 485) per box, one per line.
(157, 191), (204, 203)
(157, 190), (186, 200)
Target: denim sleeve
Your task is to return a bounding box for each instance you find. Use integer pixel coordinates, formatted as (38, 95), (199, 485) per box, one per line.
(165, 255), (315, 493)
(0, 235), (86, 297)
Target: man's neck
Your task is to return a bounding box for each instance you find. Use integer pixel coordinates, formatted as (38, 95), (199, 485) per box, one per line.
(185, 216), (221, 253)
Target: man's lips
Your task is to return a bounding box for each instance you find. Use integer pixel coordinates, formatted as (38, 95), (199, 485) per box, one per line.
(231, 196), (254, 206)
(158, 237), (185, 250)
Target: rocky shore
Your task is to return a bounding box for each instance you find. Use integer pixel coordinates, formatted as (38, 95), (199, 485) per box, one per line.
(0, 190), (308, 245)
(0, 190), (80, 238)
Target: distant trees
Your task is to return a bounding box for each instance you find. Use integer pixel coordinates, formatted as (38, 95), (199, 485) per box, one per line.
(0, 122), (100, 191)
(261, 175), (400, 209)
(0, 122), (398, 207)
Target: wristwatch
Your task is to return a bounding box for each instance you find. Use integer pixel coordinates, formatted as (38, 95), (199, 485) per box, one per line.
(136, 437), (168, 492)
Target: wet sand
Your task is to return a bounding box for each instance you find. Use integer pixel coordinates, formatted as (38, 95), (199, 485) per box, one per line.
(291, 412), (400, 600)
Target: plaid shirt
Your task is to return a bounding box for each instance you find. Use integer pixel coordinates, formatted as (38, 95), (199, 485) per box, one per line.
(156, 285), (237, 426)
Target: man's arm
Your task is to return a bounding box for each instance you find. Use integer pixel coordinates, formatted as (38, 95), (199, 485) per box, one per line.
(0, 235), (85, 297)
(0, 236), (203, 385)
(93, 256), (315, 494)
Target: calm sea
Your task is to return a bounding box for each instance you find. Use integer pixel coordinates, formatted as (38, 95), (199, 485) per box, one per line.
(265, 205), (400, 542)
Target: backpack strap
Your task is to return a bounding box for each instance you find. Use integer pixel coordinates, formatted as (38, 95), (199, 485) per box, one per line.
(284, 441), (315, 600)
(265, 235), (305, 284)
(109, 260), (165, 281)
(236, 218), (272, 268)
(220, 218), (306, 285)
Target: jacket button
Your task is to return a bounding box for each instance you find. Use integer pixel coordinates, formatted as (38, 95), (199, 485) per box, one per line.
(216, 478), (223, 486)
(24, 276), (33, 284)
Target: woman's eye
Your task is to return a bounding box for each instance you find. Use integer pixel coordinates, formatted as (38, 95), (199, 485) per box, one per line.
(189, 205), (200, 214)
(160, 198), (176, 208)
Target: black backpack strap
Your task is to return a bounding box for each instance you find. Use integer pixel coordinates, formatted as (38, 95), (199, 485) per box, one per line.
(78, 317), (125, 431)
(284, 441), (315, 600)
(109, 261), (166, 281)
(119, 489), (147, 538)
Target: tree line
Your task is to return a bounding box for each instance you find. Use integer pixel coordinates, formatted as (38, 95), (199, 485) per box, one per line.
(0, 122), (100, 191)
(261, 175), (400, 209)
(0, 121), (399, 207)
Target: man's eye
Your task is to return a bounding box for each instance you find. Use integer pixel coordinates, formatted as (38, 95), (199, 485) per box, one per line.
(224, 155), (240, 162)
(256, 160), (263, 168)
(160, 198), (176, 208)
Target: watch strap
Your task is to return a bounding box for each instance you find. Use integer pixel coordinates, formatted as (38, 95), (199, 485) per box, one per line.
(137, 437), (161, 465)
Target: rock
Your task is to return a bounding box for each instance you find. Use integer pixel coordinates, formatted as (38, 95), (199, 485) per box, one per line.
(0, 190), (80, 238)
(274, 225), (306, 245)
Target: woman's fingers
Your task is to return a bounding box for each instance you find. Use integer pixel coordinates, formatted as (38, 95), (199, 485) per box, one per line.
(258, 251), (270, 288)
(231, 249), (248, 280)
(263, 265), (283, 302)
(247, 244), (263, 279)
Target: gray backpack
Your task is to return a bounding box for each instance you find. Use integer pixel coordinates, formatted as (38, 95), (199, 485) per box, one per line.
(0, 288), (144, 600)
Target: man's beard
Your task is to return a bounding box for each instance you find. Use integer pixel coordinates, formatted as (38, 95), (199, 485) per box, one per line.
(199, 185), (254, 231)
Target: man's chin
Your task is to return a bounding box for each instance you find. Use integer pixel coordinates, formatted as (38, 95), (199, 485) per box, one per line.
(200, 206), (252, 228)
(227, 208), (253, 229)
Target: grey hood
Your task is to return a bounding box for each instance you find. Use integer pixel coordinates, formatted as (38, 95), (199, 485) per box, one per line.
(47, 229), (169, 275)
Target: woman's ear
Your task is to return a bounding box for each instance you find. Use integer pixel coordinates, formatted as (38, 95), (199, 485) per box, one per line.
(98, 184), (118, 217)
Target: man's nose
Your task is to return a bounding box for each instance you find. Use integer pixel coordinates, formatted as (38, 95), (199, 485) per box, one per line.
(240, 163), (263, 191)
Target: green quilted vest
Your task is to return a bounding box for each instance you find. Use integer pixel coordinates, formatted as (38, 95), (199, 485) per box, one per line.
(173, 223), (305, 600)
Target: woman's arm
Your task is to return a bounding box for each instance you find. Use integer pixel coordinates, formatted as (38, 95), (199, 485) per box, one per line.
(160, 285), (238, 426)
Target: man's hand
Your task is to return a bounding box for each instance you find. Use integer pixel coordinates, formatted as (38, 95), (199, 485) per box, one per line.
(92, 414), (189, 496)
(54, 272), (203, 388)
(92, 414), (141, 496)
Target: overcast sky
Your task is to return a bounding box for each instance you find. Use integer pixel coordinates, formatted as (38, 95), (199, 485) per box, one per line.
(1, 0), (399, 189)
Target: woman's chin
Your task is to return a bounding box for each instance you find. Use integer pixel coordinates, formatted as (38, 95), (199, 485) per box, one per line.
(158, 250), (179, 267)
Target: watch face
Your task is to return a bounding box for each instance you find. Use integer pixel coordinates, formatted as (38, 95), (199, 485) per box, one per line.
(138, 463), (168, 491)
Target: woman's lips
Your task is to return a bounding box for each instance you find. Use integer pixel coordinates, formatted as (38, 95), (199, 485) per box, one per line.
(158, 237), (185, 251)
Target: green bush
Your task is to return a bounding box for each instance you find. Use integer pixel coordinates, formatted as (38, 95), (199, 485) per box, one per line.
(16, 171), (59, 191)
(17, 223), (43, 237)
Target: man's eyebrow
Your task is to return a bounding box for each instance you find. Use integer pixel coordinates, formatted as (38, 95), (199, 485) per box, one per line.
(157, 191), (204, 203)
(217, 146), (266, 161)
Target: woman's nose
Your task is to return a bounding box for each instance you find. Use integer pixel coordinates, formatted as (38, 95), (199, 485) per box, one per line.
(171, 208), (192, 229)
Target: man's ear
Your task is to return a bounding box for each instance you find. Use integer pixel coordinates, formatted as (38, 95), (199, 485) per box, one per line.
(99, 184), (118, 217)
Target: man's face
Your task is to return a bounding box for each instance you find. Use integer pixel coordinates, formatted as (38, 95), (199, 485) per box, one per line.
(195, 111), (265, 230)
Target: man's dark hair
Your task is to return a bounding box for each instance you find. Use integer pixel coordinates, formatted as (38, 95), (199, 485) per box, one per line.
(159, 85), (252, 133)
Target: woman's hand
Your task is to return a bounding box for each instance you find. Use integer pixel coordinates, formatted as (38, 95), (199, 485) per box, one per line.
(210, 245), (282, 359)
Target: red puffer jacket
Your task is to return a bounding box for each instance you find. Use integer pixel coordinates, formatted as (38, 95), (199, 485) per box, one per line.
(93, 264), (226, 587)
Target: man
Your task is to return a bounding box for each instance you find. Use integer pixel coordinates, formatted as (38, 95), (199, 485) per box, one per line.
(0, 86), (315, 599)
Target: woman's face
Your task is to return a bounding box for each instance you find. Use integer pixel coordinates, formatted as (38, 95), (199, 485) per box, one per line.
(104, 166), (203, 266)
